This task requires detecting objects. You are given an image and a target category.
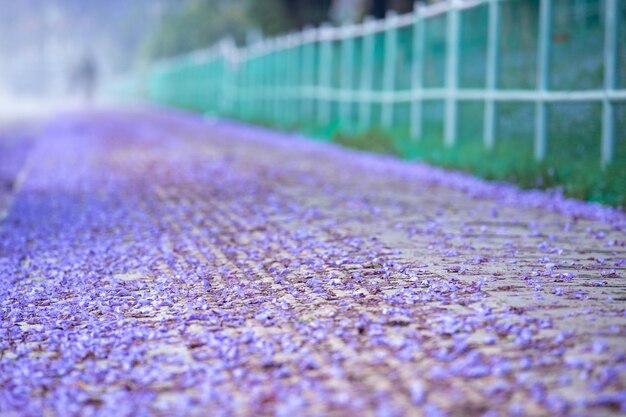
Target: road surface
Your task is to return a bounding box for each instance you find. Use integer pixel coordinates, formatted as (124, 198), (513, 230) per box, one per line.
(1, 109), (625, 417)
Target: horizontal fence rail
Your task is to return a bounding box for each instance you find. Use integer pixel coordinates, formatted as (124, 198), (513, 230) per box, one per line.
(116, 0), (626, 203)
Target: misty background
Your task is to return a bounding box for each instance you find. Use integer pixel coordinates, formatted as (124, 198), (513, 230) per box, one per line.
(0, 0), (427, 115)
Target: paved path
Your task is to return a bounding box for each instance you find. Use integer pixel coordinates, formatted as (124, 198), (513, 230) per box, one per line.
(1, 110), (625, 417)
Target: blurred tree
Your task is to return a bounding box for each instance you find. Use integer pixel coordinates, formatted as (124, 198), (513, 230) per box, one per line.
(144, 0), (252, 60)
(279, 0), (332, 28)
(143, 0), (337, 60)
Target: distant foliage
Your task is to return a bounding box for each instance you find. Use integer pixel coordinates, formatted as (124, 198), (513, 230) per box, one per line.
(143, 0), (298, 60)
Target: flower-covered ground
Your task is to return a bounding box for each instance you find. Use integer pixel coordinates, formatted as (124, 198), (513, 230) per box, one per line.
(1, 110), (625, 417)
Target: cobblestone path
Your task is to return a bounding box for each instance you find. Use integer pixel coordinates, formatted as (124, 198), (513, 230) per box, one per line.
(1, 110), (625, 417)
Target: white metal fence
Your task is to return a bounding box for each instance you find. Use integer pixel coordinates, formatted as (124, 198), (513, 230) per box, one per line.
(144, 0), (625, 168)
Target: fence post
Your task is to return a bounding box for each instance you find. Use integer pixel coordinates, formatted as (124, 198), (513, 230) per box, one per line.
(318, 23), (333, 127)
(302, 26), (315, 120)
(281, 36), (290, 126)
(240, 59), (247, 119)
(483, 0), (500, 151)
(267, 42), (275, 122)
(287, 34), (298, 126)
(382, 11), (399, 129)
(410, 2), (425, 141)
(359, 17), (375, 132)
(270, 46), (276, 122)
(283, 36), (291, 126)
(602, 0), (617, 168)
(267, 50), (273, 121)
(259, 51), (266, 120)
(340, 24), (355, 131)
(219, 39), (235, 116)
(270, 39), (277, 122)
(293, 34), (302, 126)
(265, 48), (272, 121)
(250, 50), (258, 119)
(534, 0), (552, 162)
(444, 0), (460, 147)
(277, 37), (287, 124)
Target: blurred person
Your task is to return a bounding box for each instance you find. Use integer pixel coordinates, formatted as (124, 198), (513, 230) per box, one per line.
(71, 53), (98, 102)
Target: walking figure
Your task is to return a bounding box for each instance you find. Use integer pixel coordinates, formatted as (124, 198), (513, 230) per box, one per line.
(72, 53), (98, 102)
